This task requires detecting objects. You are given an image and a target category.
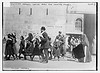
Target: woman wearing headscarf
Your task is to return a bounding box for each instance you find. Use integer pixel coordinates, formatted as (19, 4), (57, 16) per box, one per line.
(5, 34), (15, 60)
(82, 34), (92, 62)
(24, 33), (34, 59)
(72, 36), (85, 62)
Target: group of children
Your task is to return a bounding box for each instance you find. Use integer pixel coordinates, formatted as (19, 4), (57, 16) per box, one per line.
(3, 32), (66, 61)
(3, 31), (92, 63)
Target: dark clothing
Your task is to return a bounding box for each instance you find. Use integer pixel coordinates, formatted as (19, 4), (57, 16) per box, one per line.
(19, 40), (25, 54)
(72, 43), (85, 59)
(40, 31), (50, 62)
(56, 35), (64, 42)
(5, 39), (14, 56)
(40, 32), (50, 49)
(44, 49), (49, 62)
(25, 41), (34, 56)
(25, 33), (34, 56)
(19, 40), (25, 59)
(32, 38), (41, 55)
(25, 33), (33, 42)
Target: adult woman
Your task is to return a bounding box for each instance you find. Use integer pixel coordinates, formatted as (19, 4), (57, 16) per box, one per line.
(24, 33), (34, 60)
(31, 38), (41, 60)
(5, 34), (15, 60)
(82, 34), (92, 62)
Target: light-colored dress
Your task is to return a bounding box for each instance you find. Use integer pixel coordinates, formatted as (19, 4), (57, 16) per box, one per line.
(83, 34), (92, 62)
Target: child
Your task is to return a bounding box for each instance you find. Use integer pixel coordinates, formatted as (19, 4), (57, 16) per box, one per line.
(53, 39), (61, 61)
(48, 37), (53, 60)
(19, 36), (25, 59)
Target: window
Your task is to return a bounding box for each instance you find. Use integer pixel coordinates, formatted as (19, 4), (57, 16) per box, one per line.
(30, 8), (32, 15)
(75, 18), (82, 32)
(46, 8), (48, 15)
(19, 8), (21, 15)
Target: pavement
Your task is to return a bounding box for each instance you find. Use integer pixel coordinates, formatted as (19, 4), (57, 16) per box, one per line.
(3, 52), (96, 71)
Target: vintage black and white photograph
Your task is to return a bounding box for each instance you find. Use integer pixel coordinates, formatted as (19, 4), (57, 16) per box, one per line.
(2, 2), (97, 71)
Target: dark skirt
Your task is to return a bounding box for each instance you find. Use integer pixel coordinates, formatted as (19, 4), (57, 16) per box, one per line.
(19, 48), (24, 54)
(13, 44), (17, 54)
(32, 45), (41, 55)
(5, 40), (14, 55)
(72, 44), (85, 59)
(24, 43), (34, 56)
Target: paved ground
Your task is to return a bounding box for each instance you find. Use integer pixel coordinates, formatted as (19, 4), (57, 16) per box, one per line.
(3, 53), (96, 71)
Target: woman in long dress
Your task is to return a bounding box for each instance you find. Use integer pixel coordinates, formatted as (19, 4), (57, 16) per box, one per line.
(31, 38), (41, 60)
(5, 34), (15, 60)
(3, 37), (6, 58)
(82, 34), (92, 62)
(72, 42), (85, 62)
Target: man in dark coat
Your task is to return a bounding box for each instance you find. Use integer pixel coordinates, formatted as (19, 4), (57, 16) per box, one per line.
(40, 26), (50, 63)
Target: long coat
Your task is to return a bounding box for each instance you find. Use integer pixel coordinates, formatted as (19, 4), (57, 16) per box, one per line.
(40, 32), (50, 49)
(5, 39), (14, 55)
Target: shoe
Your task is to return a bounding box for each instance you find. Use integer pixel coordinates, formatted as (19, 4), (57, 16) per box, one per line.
(49, 57), (52, 60)
(24, 57), (27, 60)
(46, 61), (48, 63)
(42, 61), (48, 63)
(31, 57), (33, 61)
(19, 57), (21, 59)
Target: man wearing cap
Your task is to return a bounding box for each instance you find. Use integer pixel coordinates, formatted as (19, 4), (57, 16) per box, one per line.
(40, 26), (50, 63)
